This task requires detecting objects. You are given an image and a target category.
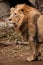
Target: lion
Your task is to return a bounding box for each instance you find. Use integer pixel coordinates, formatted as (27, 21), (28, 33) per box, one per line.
(9, 4), (42, 61)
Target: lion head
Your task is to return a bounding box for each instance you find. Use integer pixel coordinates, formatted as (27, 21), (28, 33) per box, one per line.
(9, 4), (34, 28)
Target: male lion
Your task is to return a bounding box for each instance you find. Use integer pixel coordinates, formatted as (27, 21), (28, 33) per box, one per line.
(9, 4), (43, 61)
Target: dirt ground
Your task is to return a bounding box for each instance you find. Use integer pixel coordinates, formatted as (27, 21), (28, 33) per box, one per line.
(0, 61), (43, 65)
(0, 45), (43, 65)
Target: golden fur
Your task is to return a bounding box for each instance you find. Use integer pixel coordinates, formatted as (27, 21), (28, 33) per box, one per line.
(37, 15), (43, 42)
(9, 4), (43, 61)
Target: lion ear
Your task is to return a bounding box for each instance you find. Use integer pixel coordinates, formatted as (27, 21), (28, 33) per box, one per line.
(10, 7), (15, 14)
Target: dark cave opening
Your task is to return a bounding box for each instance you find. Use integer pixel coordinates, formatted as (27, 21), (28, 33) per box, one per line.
(10, 0), (35, 7)
(3, 0), (35, 7)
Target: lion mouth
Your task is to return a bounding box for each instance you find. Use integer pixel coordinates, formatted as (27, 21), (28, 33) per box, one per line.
(13, 22), (17, 27)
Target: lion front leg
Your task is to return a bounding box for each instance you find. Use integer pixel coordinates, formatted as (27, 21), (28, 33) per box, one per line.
(27, 21), (36, 61)
(26, 39), (36, 61)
